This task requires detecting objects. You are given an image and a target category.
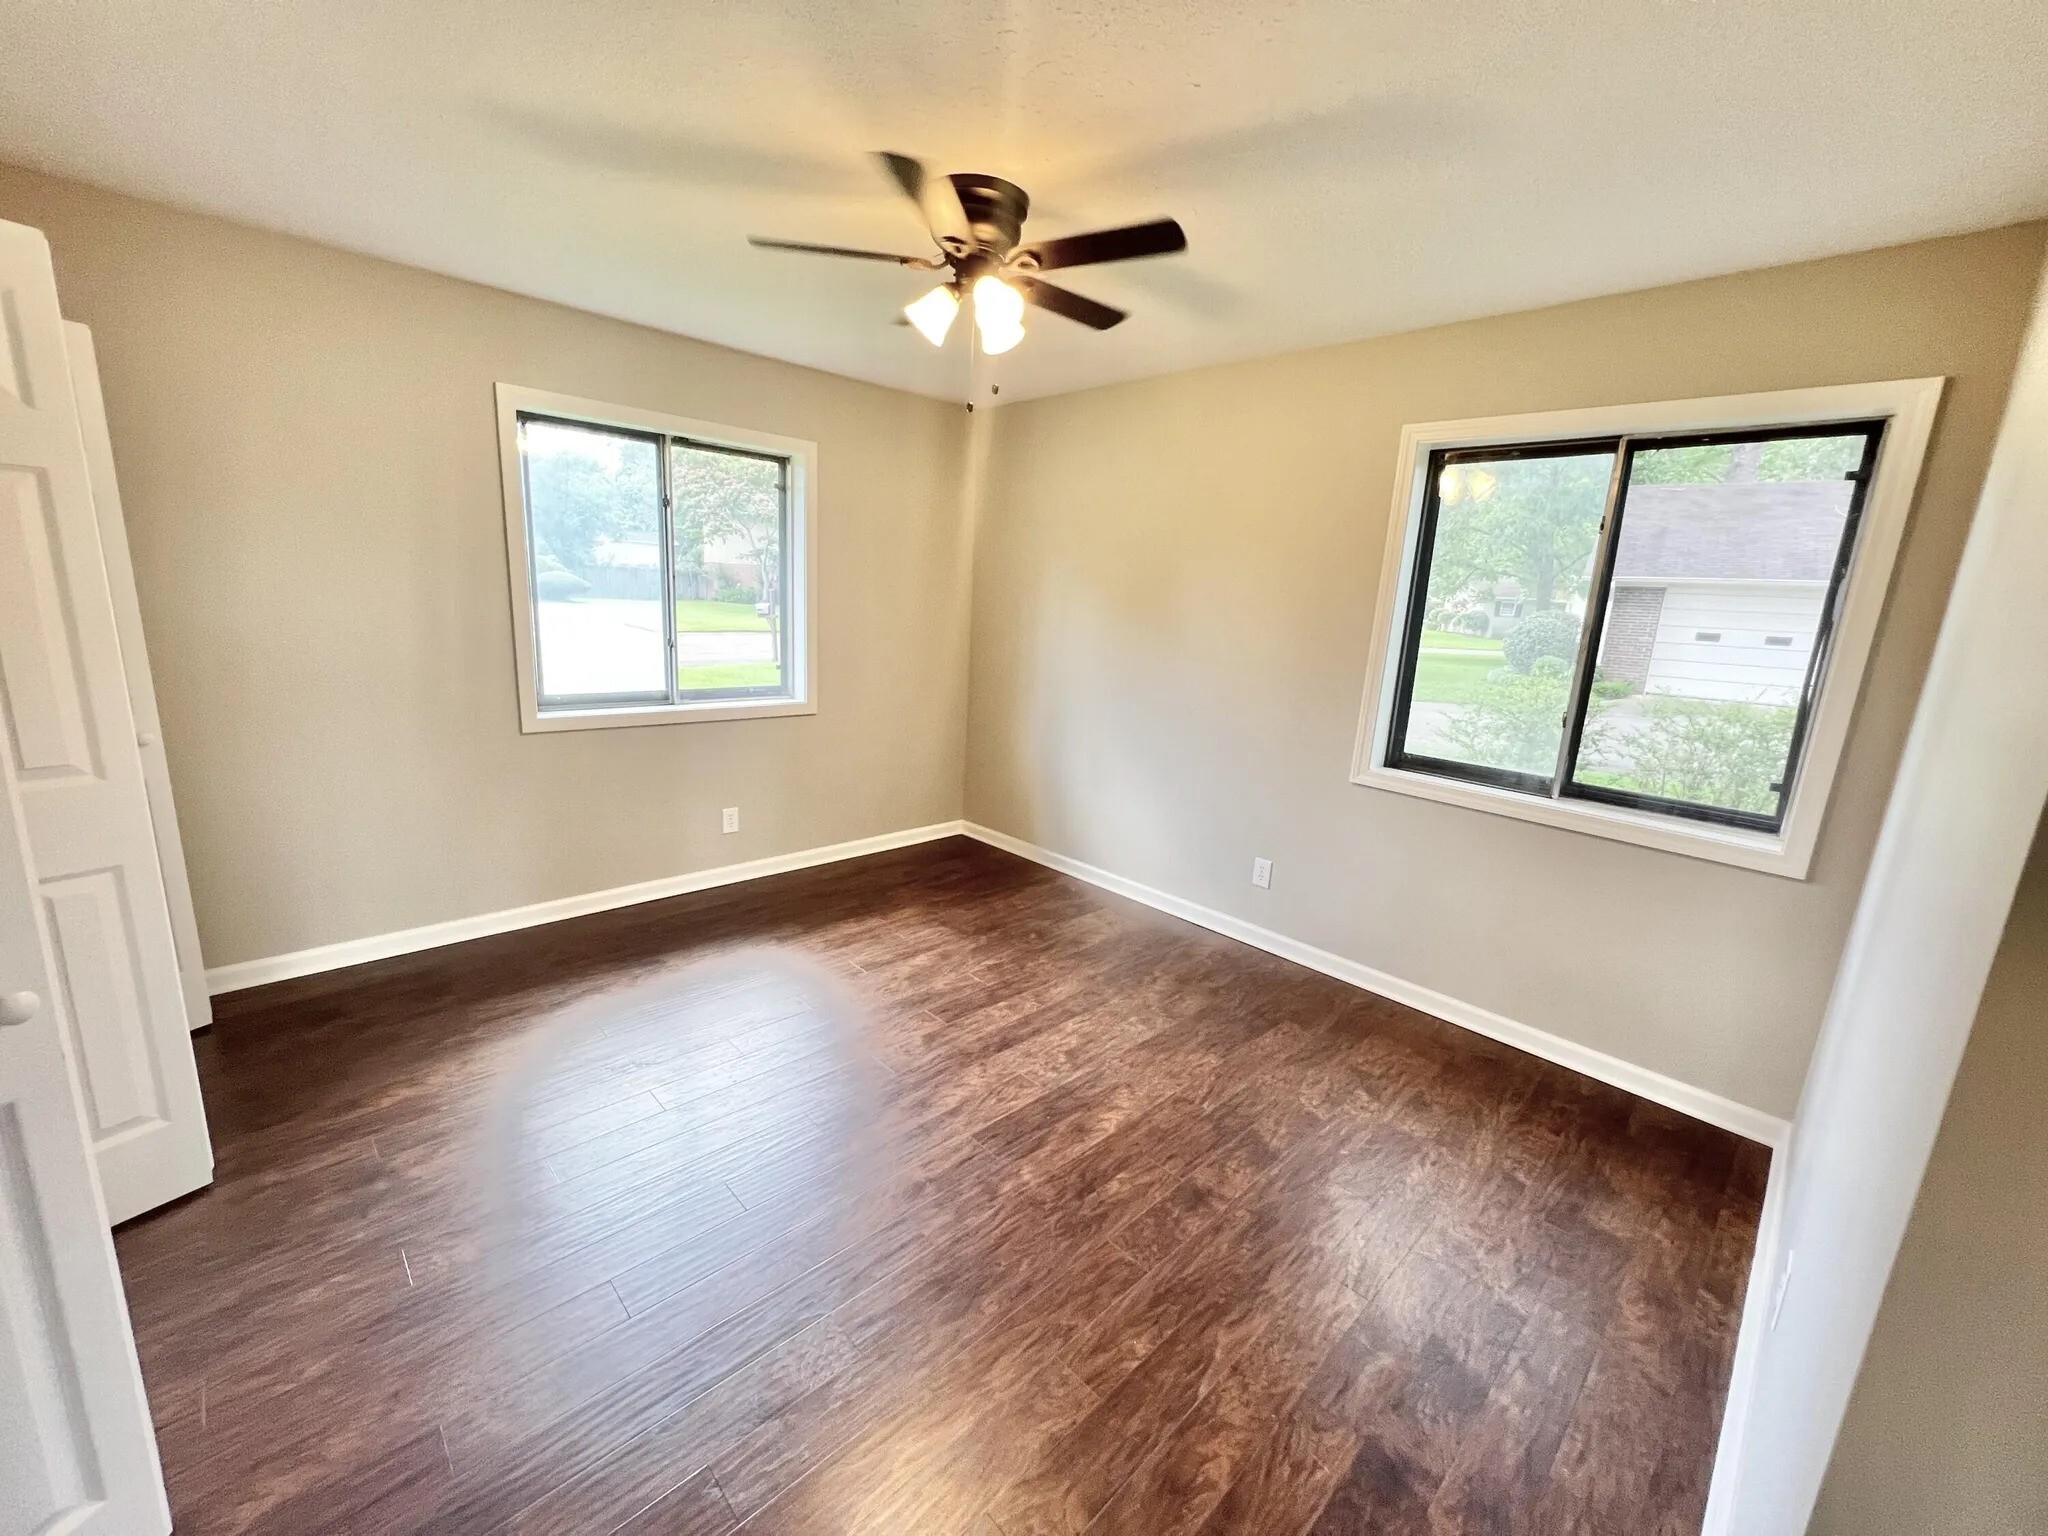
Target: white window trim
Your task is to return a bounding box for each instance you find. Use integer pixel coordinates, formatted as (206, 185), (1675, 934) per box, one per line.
(495, 383), (818, 734)
(1349, 377), (1946, 879)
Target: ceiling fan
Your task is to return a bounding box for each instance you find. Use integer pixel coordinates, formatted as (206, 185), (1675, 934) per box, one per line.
(749, 152), (1187, 354)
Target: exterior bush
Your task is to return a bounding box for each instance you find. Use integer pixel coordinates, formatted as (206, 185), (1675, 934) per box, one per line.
(1452, 608), (1492, 637)
(534, 553), (591, 602)
(1591, 676), (1634, 701)
(1437, 670), (1572, 775)
(1502, 609), (1581, 674)
(1585, 700), (1796, 813)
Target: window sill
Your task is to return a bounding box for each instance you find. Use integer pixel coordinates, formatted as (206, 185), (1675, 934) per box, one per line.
(1352, 763), (1809, 878)
(520, 696), (816, 734)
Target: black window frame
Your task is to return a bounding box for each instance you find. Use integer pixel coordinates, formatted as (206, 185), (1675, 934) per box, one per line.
(1383, 437), (1622, 797)
(1559, 420), (1885, 832)
(1382, 419), (1888, 835)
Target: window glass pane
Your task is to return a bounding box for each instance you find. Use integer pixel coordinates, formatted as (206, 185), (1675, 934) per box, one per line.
(669, 443), (787, 696)
(522, 418), (667, 701)
(1397, 447), (1614, 779)
(1569, 430), (1870, 820)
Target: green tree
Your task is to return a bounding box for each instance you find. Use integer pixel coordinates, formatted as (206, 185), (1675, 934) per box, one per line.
(523, 425), (659, 569)
(1429, 453), (1610, 609)
(1627, 443), (1729, 485)
(671, 447), (782, 606)
(1629, 434), (1865, 486)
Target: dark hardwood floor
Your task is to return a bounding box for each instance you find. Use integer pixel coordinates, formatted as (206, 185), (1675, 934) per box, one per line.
(116, 837), (1764, 1535)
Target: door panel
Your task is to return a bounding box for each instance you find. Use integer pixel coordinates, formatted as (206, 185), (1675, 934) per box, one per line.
(0, 218), (211, 1224)
(0, 464), (97, 777)
(65, 324), (213, 1030)
(0, 1105), (101, 1528)
(45, 868), (162, 1137)
(0, 670), (169, 1534)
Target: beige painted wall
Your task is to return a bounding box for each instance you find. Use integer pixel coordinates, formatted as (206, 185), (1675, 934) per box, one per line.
(0, 163), (973, 969)
(965, 223), (2048, 1118)
(1812, 813), (2048, 1533)
(2, 153), (2036, 1125)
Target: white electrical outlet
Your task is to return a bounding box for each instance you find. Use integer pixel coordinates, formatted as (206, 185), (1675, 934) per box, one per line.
(722, 807), (740, 834)
(1251, 857), (1273, 889)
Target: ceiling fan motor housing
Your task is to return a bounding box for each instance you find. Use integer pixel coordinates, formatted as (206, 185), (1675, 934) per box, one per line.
(947, 173), (1031, 255)
(747, 154), (1184, 336)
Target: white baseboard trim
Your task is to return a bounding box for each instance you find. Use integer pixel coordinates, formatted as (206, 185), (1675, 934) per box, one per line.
(1698, 1148), (1790, 1535)
(205, 820), (969, 995)
(962, 821), (1790, 1149)
(206, 812), (1791, 1148)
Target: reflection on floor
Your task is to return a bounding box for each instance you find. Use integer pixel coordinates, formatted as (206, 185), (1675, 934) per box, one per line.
(116, 837), (1764, 1534)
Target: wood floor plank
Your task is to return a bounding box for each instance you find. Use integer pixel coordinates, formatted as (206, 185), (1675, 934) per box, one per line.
(504, 1322), (850, 1535)
(225, 1423), (456, 1536)
(1425, 1304), (1602, 1534)
(982, 1183), (1361, 1536)
(1082, 1252), (1368, 1536)
(609, 1466), (738, 1536)
(114, 838), (1760, 1536)
(721, 1242), (1144, 1532)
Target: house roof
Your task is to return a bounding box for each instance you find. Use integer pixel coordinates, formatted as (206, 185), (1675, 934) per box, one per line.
(1610, 481), (1850, 584)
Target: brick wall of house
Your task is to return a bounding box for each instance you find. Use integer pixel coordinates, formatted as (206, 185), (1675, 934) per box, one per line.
(1601, 584), (1665, 689)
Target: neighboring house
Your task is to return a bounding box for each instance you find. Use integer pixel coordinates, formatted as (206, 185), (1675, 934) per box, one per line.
(1468, 576), (1582, 637)
(1597, 480), (1850, 705)
(579, 534), (758, 601)
(699, 530), (766, 598)
(1482, 576), (1525, 636)
(579, 533), (666, 599)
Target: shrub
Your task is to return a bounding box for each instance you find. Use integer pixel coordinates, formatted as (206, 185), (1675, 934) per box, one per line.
(1598, 700), (1797, 813)
(534, 560), (591, 602)
(1502, 609), (1581, 674)
(1437, 669), (1571, 776)
(1451, 608), (1491, 637)
(1591, 676), (1634, 701)
(715, 578), (755, 604)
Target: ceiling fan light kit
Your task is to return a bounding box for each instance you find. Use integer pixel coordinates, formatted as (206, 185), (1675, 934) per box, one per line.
(903, 282), (960, 345)
(748, 152), (1188, 355)
(970, 273), (1026, 354)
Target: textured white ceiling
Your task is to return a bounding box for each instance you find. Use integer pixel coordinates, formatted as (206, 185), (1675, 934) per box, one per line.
(4, 1), (2046, 402)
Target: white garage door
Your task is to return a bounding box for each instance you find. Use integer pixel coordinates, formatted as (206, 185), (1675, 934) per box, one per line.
(1646, 581), (1828, 705)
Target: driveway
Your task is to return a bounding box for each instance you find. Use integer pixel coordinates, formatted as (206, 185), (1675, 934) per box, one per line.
(537, 598), (774, 695)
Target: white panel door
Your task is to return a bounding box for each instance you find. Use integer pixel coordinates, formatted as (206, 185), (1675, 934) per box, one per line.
(64, 322), (213, 1032)
(0, 677), (170, 1532)
(0, 218), (212, 1224)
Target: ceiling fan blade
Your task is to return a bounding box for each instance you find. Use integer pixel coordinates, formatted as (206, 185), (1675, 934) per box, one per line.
(876, 151), (930, 208)
(1013, 275), (1127, 331)
(748, 236), (929, 265)
(1017, 218), (1187, 272)
(875, 151), (970, 248)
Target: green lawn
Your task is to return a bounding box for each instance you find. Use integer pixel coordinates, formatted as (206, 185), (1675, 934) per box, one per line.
(677, 661), (782, 691)
(675, 599), (768, 633)
(1411, 650), (1505, 705)
(1419, 628), (1502, 652)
